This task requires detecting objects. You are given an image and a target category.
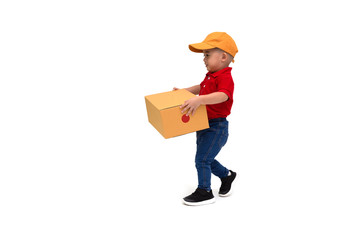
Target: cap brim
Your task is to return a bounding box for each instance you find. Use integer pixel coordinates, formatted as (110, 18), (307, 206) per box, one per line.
(189, 42), (215, 53)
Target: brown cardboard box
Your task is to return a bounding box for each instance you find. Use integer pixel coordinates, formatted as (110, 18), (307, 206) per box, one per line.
(145, 89), (209, 139)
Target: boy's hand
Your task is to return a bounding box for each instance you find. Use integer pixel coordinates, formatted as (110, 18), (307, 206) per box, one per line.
(180, 96), (202, 116)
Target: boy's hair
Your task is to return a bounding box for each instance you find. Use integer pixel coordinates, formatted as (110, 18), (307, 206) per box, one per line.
(224, 51), (234, 65)
(213, 48), (234, 66)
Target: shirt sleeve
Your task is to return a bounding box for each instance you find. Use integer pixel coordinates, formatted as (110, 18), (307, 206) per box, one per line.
(216, 74), (234, 101)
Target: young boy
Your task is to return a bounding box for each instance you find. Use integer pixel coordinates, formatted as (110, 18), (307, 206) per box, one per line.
(175, 32), (238, 206)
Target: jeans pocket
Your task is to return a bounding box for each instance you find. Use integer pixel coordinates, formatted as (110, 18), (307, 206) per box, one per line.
(217, 123), (228, 148)
(218, 131), (228, 148)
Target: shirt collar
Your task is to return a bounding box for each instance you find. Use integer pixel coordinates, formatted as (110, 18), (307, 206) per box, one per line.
(206, 67), (232, 78)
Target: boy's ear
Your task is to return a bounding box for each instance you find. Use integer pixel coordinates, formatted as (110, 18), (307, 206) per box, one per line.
(221, 52), (228, 61)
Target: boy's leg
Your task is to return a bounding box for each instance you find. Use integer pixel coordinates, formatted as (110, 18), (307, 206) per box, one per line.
(211, 159), (229, 178)
(195, 120), (229, 191)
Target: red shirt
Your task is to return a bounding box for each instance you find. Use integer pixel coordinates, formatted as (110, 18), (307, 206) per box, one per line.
(199, 67), (234, 120)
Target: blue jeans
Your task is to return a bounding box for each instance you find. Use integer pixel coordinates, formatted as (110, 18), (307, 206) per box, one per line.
(195, 118), (229, 191)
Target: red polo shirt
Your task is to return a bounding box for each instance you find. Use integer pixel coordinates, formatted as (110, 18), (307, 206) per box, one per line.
(199, 67), (234, 120)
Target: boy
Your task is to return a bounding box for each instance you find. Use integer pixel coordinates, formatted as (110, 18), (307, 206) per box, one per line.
(174, 32), (238, 206)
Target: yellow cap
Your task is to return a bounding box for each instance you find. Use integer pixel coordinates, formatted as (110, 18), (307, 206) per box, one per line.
(189, 32), (238, 60)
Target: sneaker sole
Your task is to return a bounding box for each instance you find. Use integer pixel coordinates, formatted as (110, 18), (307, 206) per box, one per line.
(182, 198), (215, 206)
(219, 173), (237, 197)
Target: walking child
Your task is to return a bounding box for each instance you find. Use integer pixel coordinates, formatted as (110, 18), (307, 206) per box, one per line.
(174, 32), (238, 206)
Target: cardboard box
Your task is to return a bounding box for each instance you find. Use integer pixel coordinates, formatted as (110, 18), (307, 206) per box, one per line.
(145, 89), (209, 139)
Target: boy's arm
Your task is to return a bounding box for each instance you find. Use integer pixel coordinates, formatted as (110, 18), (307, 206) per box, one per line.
(185, 85), (201, 95)
(180, 92), (228, 116)
(173, 85), (200, 95)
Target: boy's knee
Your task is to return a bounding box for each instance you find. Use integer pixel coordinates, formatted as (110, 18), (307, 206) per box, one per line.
(195, 157), (212, 168)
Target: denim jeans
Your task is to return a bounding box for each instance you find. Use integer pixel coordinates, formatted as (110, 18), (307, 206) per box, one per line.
(195, 118), (229, 191)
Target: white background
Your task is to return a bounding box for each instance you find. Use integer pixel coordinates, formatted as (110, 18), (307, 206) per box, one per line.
(1, 0), (360, 239)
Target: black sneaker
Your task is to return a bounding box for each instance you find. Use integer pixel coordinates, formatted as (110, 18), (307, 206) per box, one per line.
(219, 170), (237, 197)
(183, 188), (215, 206)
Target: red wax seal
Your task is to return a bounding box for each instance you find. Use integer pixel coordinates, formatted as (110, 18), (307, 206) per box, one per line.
(181, 114), (190, 123)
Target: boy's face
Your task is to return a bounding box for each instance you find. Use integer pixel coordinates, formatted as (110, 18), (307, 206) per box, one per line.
(203, 48), (225, 73)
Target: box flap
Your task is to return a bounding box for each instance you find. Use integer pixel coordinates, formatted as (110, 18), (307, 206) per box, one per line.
(144, 89), (195, 110)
